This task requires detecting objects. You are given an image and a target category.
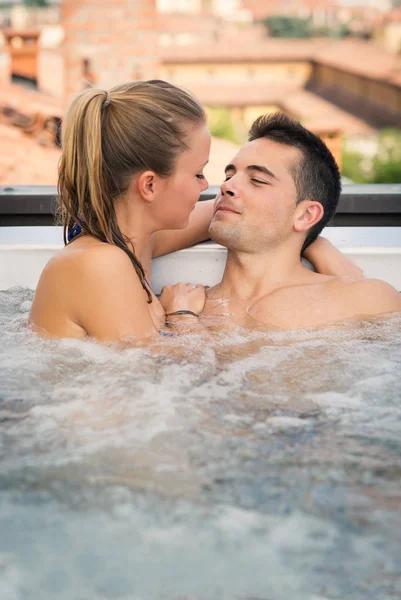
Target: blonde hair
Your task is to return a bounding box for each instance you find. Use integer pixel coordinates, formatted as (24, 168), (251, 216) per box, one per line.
(58, 80), (206, 302)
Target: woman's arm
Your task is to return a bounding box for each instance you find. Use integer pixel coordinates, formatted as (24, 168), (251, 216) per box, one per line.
(303, 237), (364, 278)
(151, 199), (215, 258)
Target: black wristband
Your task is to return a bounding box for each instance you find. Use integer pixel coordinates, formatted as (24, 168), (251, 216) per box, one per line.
(165, 310), (199, 318)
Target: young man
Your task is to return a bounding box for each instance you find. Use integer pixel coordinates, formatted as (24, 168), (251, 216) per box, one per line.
(203, 113), (401, 330)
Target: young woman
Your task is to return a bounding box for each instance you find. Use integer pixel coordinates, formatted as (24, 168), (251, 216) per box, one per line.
(30, 80), (361, 342)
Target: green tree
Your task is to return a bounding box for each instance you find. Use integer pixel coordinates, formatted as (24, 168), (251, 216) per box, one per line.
(23, 0), (49, 7)
(342, 128), (401, 184)
(372, 128), (401, 183)
(342, 150), (371, 183)
(264, 16), (313, 39)
(207, 107), (241, 144)
(315, 23), (352, 38)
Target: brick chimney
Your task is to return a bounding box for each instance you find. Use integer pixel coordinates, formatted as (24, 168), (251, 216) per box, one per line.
(61, 0), (159, 103)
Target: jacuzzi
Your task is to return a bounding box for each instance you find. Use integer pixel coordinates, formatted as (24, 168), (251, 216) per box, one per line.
(1, 225), (401, 599)
(0, 225), (400, 292)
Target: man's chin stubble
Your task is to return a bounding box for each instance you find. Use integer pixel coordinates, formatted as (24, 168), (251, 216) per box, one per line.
(209, 222), (245, 250)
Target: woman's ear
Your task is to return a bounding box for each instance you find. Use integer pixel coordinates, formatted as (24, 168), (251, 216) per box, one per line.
(293, 200), (324, 233)
(130, 171), (158, 203)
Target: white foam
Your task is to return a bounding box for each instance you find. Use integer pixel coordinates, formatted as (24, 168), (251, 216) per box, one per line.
(1, 289), (401, 599)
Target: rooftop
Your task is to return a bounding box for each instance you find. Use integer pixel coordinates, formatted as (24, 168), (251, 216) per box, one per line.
(162, 37), (401, 87)
(0, 121), (60, 185)
(180, 81), (374, 135)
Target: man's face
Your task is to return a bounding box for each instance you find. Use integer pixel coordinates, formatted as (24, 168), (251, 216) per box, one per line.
(209, 138), (303, 252)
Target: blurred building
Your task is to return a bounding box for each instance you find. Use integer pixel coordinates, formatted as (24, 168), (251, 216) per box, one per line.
(160, 36), (399, 131)
(242, 0), (394, 24)
(374, 7), (401, 54)
(157, 0), (245, 18)
(0, 0), (400, 183)
(3, 29), (40, 82)
(60, 0), (159, 101)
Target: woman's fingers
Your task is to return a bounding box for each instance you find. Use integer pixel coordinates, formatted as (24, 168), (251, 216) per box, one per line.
(159, 282), (206, 314)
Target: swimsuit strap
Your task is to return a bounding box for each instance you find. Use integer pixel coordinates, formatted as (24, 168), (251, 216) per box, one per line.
(67, 223), (83, 243)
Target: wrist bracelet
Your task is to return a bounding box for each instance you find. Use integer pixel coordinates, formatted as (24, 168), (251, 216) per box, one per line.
(165, 310), (199, 318)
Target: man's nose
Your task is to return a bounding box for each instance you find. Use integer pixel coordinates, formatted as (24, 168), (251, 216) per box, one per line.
(220, 178), (236, 197)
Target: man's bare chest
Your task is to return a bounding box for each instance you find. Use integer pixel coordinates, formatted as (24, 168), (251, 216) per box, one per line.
(202, 283), (350, 331)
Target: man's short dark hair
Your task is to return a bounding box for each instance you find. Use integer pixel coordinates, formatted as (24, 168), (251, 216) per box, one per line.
(248, 112), (341, 251)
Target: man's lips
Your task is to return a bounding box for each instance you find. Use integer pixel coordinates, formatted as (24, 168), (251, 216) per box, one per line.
(214, 204), (241, 215)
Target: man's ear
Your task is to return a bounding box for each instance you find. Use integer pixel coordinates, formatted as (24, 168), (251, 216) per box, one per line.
(293, 200), (324, 233)
(129, 171), (158, 203)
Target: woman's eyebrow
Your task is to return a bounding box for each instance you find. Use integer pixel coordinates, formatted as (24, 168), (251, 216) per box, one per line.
(247, 165), (278, 179)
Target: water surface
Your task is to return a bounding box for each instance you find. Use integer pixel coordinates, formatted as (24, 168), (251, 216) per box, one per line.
(1, 287), (401, 600)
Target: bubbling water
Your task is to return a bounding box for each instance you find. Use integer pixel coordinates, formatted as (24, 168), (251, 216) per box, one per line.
(1, 287), (401, 600)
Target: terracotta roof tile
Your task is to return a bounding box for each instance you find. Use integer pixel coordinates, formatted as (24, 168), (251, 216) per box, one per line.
(0, 121), (60, 185)
(0, 81), (63, 118)
(161, 38), (328, 63)
(313, 38), (401, 83)
(181, 81), (301, 106)
(278, 88), (375, 134)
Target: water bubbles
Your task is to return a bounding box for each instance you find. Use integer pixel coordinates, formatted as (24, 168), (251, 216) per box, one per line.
(1, 288), (401, 599)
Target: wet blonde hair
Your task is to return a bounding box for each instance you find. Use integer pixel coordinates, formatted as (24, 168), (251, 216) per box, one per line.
(58, 80), (206, 302)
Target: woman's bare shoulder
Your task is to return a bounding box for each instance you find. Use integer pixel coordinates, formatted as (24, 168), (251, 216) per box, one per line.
(30, 239), (155, 340)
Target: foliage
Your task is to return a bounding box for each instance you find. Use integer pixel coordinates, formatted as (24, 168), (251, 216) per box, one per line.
(264, 16), (313, 39)
(342, 128), (401, 184)
(23, 0), (49, 6)
(314, 23), (352, 39)
(263, 15), (352, 39)
(207, 107), (241, 144)
(372, 129), (401, 183)
(342, 151), (371, 183)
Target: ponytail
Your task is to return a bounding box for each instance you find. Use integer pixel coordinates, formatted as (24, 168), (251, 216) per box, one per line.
(59, 89), (151, 302)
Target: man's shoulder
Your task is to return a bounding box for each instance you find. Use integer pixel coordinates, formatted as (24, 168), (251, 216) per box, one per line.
(329, 276), (398, 295)
(249, 276), (401, 330)
(327, 276), (401, 316)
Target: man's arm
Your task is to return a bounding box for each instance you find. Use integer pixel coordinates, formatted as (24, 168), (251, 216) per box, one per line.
(151, 199), (214, 258)
(304, 237), (364, 278)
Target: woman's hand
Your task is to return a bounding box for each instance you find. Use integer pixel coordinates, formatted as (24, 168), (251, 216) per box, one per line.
(159, 283), (206, 316)
(304, 237), (364, 278)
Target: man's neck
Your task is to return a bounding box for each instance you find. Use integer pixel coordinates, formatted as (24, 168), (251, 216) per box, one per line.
(211, 243), (312, 304)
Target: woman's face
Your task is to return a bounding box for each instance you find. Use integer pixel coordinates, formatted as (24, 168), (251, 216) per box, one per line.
(156, 122), (211, 229)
